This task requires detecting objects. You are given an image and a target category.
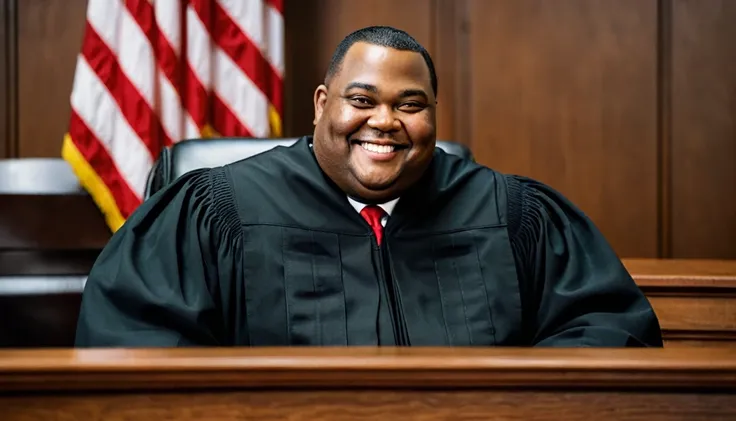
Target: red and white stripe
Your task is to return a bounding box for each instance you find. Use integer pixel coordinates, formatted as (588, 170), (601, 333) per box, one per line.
(66, 0), (284, 225)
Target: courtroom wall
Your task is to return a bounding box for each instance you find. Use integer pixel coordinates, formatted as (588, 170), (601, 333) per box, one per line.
(0, 0), (734, 259)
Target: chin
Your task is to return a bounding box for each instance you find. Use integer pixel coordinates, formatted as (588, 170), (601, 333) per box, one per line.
(354, 172), (398, 190)
(349, 178), (400, 202)
(352, 189), (397, 203)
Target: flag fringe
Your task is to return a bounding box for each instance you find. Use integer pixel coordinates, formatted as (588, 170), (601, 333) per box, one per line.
(269, 105), (282, 137)
(62, 134), (126, 233)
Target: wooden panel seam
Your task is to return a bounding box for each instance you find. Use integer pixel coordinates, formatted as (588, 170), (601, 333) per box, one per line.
(4, 0), (17, 158)
(0, 0), (9, 158)
(454, 0), (471, 147)
(657, 0), (673, 258)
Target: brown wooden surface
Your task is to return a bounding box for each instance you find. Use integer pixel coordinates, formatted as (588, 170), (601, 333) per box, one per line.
(432, 0), (471, 146)
(624, 258), (736, 288)
(1, 348), (735, 420)
(624, 258), (736, 346)
(3, 390), (735, 421)
(671, 0), (736, 259)
(0, 0), (14, 158)
(1, 347), (735, 390)
(466, 0), (659, 258)
(0, 0), (6, 158)
(625, 260), (736, 334)
(0, 194), (109, 251)
(16, 0), (87, 157)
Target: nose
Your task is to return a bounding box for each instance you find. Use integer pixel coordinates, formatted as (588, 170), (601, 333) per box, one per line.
(367, 105), (400, 133)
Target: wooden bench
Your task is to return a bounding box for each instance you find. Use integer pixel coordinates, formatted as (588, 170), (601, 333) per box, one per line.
(0, 348), (734, 420)
(624, 258), (736, 347)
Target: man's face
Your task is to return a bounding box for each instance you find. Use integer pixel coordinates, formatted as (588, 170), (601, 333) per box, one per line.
(312, 42), (437, 202)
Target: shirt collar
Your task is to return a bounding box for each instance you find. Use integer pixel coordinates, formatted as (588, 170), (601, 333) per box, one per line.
(346, 196), (400, 216)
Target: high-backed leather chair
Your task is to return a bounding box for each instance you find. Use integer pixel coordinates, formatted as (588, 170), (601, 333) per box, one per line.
(145, 137), (473, 198)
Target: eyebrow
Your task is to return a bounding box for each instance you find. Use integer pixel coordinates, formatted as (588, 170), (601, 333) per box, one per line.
(398, 89), (429, 101)
(344, 82), (378, 93)
(343, 82), (429, 101)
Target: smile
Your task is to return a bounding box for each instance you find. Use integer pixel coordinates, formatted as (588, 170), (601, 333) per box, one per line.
(360, 142), (396, 154)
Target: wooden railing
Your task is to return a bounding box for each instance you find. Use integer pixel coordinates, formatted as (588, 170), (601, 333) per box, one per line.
(624, 259), (736, 347)
(0, 347), (734, 420)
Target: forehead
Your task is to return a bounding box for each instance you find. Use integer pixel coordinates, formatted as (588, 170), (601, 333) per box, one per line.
(335, 43), (432, 93)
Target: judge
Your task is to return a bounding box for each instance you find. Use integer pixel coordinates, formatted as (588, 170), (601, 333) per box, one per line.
(75, 26), (662, 347)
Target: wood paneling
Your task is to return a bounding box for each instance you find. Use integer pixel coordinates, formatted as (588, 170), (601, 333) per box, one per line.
(0, 0), (6, 158)
(466, 0), (659, 257)
(283, 0), (434, 138)
(624, 258), (736, 346)
(432, 0), (470, 144)
(670, 0), (736, 258)
(0, 0), (17, 158)
(16, 0), (87, 157)
(3, 390), (736, 421)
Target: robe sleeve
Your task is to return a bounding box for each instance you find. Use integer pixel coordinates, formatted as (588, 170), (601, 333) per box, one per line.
(505, 175), (663, 347)
(75, 167), (242, 347)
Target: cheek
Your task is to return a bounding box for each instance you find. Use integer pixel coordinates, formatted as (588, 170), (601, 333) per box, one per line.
(330, 106), (366, 136)
(404, 114), (436, 146)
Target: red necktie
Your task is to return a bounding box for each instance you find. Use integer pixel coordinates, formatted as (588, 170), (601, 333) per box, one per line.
(360, 205), (386, 246)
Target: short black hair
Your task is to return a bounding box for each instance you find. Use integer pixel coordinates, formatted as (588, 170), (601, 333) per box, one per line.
(324, 26), (438, 96)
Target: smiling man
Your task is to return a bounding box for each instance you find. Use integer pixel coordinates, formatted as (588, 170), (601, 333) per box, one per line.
(75, 26), (662, 348)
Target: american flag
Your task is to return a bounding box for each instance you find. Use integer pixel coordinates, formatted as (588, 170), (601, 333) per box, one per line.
(61, 0), (284, 232)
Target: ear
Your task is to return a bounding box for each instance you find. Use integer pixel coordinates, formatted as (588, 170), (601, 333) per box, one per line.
(313, 84), (328, 125)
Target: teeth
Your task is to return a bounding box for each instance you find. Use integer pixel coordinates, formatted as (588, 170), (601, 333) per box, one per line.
(361, 142), (395, 154)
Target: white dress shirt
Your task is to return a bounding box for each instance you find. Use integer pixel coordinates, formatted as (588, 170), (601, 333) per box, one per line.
(347, 196), (399, 227)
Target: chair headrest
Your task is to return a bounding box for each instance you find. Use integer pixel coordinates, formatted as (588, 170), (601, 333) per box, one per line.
(172, 138), (299, 182)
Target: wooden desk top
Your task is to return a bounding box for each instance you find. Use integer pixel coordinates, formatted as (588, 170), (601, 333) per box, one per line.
(1, 347), (734, 392)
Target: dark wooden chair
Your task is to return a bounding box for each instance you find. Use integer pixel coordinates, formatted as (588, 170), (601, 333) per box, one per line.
(0, 158), (107, 347)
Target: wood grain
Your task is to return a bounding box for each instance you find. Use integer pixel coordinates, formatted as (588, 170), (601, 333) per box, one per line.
(16, 0), (87, 157)
(0, 0), (18, 158)
(670, 0), (736, 259)
(623, 258), (736, 345)
(649, 296), (736, 331)
(624, 258), (736, 288)
(0, 0), (7, 158)
(2, 390), (734, 421)
(2, 348), (735, 420)
(0, 348), (735, 391)
(466, 0), (659, 257)
(432, 0), (471, 144)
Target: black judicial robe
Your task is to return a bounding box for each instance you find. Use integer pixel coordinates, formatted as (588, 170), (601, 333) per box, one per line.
(75, 137), (662, 347)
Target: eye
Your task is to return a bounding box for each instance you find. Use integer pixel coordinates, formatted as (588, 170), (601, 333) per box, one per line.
(398, 102), (426, 112)
(348, 96), (373, 108)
